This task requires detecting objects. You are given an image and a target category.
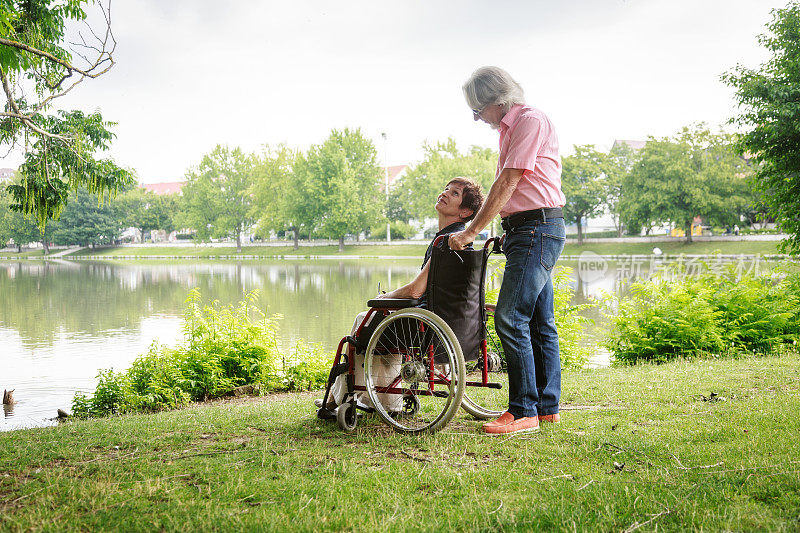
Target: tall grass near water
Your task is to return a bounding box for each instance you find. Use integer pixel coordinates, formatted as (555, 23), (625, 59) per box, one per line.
(72, 289), (330, 417)
(604, 263), (800, 364)
(485, 265), (597, 369)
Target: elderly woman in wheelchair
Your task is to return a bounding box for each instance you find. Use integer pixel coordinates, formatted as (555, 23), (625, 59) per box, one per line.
(315, 178), (509, 434)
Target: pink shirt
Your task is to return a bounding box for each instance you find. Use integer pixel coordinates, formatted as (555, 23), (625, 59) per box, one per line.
(496, 104), (565, 217)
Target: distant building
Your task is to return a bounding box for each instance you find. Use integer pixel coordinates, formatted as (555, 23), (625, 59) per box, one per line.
(611, 139), (646, 151)
(141, 181), (185, 195)
(0, 168), (16, 182)
(380, 165), (408, 192)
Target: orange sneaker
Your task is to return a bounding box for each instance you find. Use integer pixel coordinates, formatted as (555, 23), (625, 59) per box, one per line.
(483, 412), (540, 435)
(538, 413), (561, 424)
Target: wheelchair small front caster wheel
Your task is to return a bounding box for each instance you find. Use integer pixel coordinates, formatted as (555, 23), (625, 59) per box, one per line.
(337, 402), (357, 432)
(401, 394), (420, 416)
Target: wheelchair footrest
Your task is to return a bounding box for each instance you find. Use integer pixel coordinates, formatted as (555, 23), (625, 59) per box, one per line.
(317, 407), (337, 420)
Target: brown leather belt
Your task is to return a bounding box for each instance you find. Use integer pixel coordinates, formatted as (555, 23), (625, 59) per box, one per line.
(501, 207), (563, 232)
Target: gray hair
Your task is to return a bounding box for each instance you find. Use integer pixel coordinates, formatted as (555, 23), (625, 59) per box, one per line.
(462, 66), (525, 112)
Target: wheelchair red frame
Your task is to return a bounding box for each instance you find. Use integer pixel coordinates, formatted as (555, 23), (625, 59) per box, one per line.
(318, 235), (505, 434)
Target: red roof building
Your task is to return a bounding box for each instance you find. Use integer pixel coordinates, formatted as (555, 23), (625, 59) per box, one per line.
(612, 139), (647, 151)
(379, 165), (407, 192)
(141, 181), (186, 195)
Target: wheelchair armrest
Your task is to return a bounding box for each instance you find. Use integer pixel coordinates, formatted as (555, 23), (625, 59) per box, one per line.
(367, 297), (421, 308)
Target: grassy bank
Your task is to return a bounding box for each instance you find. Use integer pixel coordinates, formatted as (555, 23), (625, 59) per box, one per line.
(561, 239), (783, 257)
(2, 353), (798, 531)
(0, 239), (788, 259)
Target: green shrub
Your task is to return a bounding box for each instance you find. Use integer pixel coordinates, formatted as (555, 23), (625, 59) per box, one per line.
(72, 369), (128, 417)
(281, 340), (331, 391)
(179, 289), (282, 400)
(603, 275), (726, 364)
(604, 265), (800, 365)
(486, 265), (596, 370)
(714, 268), (800, 352)
(124, 345), (191, 411)
(72, 290), (330, 418)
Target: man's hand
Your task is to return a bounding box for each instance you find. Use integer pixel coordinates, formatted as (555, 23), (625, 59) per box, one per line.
(448, 229), (477, 251)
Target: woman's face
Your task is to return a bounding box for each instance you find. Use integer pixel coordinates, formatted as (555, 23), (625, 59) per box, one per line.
(435, 182), (471, 220)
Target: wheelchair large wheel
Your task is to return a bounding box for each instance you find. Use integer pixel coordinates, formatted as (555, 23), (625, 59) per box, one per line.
(461, 350), (508, 420)
(364, 308), (465, 434)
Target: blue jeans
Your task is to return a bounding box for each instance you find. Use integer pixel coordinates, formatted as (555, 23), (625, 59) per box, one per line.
(495, 218), (566, 419)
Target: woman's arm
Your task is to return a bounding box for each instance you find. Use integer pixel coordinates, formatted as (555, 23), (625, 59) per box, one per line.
(379, 260), (431, 299)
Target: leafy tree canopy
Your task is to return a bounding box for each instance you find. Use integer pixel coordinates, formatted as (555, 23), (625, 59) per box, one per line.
(296, 128), (382, 250)
(0, 180), (47, 250)
(604, 143), (640, 236)
(392, 138), (496, 225)
(620, 125), (753, 242)
(115, 188), (177, 242)
(0, 0), (132, 227)
(250, 145), (305, 246)
(51, 186), (123, 247)
(723, 1), (800, 254)
(179, 145), (257, 252)
(561, 145), (608, 244)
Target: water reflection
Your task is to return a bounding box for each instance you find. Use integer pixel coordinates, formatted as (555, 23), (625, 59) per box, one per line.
(0, 259), (421, 431)
(3, 255), (786, 431)
(0, 259), (421, 350)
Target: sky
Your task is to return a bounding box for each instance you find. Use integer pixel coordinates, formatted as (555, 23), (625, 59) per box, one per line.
(3, 0), (788, 183)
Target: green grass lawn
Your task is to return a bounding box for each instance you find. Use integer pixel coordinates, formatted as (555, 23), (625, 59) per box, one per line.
(0, 239), (787, 260)
(0, 249), (56, 258)
(1, 353), (798, 531)
(561, 239), (784, 256)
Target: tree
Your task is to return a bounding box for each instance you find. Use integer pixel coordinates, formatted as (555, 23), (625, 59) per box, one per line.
(604, 143), (640, 237)
(50, 187), (124, 247)
(297, 128), (383, 251)
(179, 146), (257, 252)
(250, 145), (308, 249)
(392, 139), (496, 229)
(0, 183), (50, 251)
(0, 0), (133, 226)
(723, 1), (800, 254)
(620, 125), (752, 243)
(561, 145), (608, 244)
(116, 188), (177, 243)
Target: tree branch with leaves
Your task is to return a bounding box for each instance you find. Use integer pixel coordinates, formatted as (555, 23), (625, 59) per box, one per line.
(0, 0), (131, 228)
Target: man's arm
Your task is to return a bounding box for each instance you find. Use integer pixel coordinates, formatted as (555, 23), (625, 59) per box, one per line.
(448, 168), (525, 250)
(378, 260), (431, 299)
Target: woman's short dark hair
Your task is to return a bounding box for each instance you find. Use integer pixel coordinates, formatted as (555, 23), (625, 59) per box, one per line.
(447, 177), (484, 222)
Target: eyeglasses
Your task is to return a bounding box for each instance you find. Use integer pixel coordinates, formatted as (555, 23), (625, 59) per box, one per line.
(472, 106), (486, 119)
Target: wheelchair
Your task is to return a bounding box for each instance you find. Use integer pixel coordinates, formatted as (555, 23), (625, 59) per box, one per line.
(317, 236), (508, 434)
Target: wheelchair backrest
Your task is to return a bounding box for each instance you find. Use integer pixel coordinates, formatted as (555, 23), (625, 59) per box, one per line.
(426, 238), (491, 362)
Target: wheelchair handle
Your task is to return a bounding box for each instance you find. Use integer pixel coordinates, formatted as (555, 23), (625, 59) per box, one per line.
(434, 235), (504, 251)
(484, 235), (504, 253)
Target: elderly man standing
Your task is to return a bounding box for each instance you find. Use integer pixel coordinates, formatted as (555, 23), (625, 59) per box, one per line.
(449, 66), (566, 435)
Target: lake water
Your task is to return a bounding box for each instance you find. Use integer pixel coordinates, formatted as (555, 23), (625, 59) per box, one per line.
(0, 254), (776, 430)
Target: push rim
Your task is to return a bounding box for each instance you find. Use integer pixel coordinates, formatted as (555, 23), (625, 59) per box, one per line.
(364, 308), (465, 434)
